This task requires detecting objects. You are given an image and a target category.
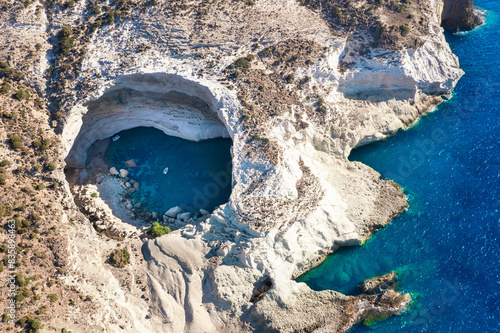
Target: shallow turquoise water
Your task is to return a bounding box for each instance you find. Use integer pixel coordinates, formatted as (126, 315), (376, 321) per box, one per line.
(298, 1), (500, 332)
(105, 127), (232, 214)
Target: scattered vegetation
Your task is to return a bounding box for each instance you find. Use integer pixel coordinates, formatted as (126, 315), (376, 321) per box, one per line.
(48, 293), (59, 303)
(110, 248), (130, 268)
(1, 81), (11, 93)
(15, 89), (31, 101)
(9, 134), (22, 149)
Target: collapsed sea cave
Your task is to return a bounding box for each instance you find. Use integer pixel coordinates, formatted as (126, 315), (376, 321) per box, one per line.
(62, 73), (234, 232)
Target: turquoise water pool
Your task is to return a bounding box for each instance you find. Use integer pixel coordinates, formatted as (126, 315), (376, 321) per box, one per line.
(298, 2), (500, 332)
(105, 127), (232, 214)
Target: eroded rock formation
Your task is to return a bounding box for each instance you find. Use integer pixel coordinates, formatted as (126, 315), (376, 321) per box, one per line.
(441, 0), (483, 31)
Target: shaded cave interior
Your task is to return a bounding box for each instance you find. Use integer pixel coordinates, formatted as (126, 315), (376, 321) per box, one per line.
(63, 73), (234, 228)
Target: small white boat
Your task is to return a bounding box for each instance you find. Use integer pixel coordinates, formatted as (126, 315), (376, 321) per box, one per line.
(163, 167), (169, 175)
(112, 135), (120, 142)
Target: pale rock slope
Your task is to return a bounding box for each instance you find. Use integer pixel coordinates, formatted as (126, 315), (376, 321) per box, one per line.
(0, 0), (465, 331)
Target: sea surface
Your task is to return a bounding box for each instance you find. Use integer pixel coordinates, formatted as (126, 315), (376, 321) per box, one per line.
(298, 1), (500, 332)
(105, 127), (232, 214)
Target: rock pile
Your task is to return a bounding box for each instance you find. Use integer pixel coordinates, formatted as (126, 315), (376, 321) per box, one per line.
(161, 206), (211, 230)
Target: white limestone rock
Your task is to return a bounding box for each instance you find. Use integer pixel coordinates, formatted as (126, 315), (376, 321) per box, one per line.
(165, 206), (182, 218)
(109, 167), (119, 176)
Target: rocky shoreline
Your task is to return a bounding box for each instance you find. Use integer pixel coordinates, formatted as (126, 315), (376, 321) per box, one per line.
(0, 0), (479, 331)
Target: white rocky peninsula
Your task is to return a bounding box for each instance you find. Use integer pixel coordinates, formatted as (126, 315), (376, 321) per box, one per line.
(0, 0), (478, 331)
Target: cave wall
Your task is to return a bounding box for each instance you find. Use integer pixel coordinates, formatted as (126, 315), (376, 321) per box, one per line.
(62, 73), (232, 168)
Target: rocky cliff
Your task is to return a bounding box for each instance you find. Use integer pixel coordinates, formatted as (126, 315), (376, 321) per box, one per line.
(0, 0), (469, 332)
(441, 0), (483, 31)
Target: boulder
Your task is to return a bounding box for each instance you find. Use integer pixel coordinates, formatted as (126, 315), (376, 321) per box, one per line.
(178, 212), (191, 221)
(199, 209), (210, 216)
(125, 182), (131, 188)
(133, 182), (140, 191)
(125, 188), (135, 194)
(125, 159), (137, 168)
(152, 212), (158, 219)
(110, 167), (119, 176)
(119, 169), (129, 178)
(165, 206), (182, 218)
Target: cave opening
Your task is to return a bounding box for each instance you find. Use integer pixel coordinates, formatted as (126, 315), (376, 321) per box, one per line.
(63, 73), (234, 231)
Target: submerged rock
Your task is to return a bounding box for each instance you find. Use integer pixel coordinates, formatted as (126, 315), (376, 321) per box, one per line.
(110, 167), (119, 176)
(178, 212), (191, 221)
(125, 159), (137, 168)
(165, 206), (182, 217)
(133, 182), (140, 191)
(199, 209), (209, 215)
(119, 169), (129, 178)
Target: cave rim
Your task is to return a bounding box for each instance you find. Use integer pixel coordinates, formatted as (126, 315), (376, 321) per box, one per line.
(61, 72), (238, 232)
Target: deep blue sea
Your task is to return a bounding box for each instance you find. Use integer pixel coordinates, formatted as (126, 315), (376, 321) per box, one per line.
(298, 1), (500, 332)
(105, 127), (232, 214)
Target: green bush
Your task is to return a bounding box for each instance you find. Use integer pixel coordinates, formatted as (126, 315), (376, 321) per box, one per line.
(332, 6), (342, 18)
(1, 81), (11, 93)
(59, 37), (74, 54)
(234, 57), (251, 70)
(31, 212), (41, 222)
(48, 293), (58, 303)
(9, 134), (22, 149)
(16, 273), (27, 287)
(60, 25), (73, 38)
(400, 24), (411, 36)
(375, 21), (387, 40)
(0, 205), (12, 216)
(15, 89), (31, 101)
(110, 249), (130, 268)
(148, 222), (171, 237)
(91, 192), (98, 198)
(0, 174), (6, 186)
(14, 293), (25, 302)
(27, 317), (43, 332)
(35, 183), (45, 190)
(46, 162), (56, 171)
